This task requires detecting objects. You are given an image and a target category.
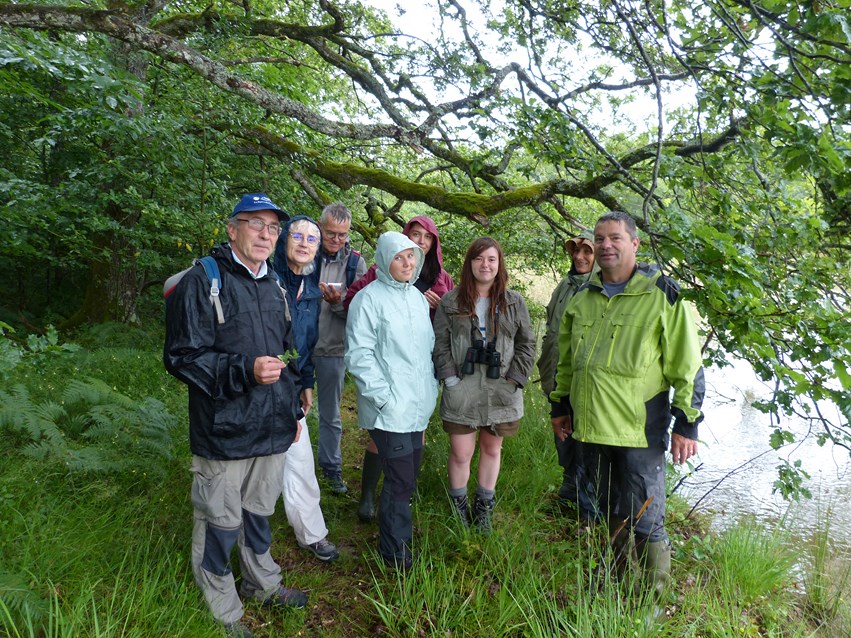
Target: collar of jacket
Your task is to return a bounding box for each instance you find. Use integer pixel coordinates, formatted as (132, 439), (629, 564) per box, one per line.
(587, 262), (660, 294)
(440, 288), (521, 315)
(321, 243), (352, 264)
(213, 243), (277, 281)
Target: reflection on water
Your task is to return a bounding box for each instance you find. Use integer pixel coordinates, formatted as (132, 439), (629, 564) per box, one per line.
(679, 357), (851, 545)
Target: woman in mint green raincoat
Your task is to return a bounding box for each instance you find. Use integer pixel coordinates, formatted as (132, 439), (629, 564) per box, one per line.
(345, 231), (438, 569)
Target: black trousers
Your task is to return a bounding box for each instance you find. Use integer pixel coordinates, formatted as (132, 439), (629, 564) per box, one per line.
(369, 429), (424, 563)
(582, 443), (668, 542)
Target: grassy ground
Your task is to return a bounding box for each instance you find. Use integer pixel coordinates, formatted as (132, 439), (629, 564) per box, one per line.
(1, 325), (849, 637)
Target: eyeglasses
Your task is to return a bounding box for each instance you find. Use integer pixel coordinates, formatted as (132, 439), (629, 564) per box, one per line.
(235, 218), (281, 236)
(290, 232), (320, 245)
(323, 231), (349, 241)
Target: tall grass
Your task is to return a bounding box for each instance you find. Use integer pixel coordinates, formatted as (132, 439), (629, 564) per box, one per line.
(1, 329), (848, 636)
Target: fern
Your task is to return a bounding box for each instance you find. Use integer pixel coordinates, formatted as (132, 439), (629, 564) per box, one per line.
(1, 379), (178, 481)
(0, 386), (65, 445)
(0, 571), (50, 629)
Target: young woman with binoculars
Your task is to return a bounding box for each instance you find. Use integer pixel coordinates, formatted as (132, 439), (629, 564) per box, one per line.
(432, 237), (536, 533)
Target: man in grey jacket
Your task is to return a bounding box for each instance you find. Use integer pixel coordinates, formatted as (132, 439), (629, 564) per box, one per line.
(314, 203), (367, 493)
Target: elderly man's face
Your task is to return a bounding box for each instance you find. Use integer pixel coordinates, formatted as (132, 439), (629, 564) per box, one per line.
(227, 210), (280, 273)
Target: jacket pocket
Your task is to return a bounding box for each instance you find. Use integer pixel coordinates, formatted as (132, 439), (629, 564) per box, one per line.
(492, 378), (519, 407)
(607, 314), (652, 376)
(211, 398), (243, 438)
(442, 379), (471, 417)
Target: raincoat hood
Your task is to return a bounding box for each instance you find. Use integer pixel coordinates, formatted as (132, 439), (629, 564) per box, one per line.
(403, 215), (445, 267)
(375, 231), (424, 287)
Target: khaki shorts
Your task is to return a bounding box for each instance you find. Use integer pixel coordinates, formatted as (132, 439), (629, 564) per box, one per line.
(442, 420), (520, 438)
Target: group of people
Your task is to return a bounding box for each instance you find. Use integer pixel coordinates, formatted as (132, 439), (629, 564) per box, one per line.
(163, 194), (705, 637)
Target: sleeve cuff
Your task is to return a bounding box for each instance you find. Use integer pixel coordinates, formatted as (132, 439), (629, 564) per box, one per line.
(672, 419), (698, 440)
(550, 396), (572, 419)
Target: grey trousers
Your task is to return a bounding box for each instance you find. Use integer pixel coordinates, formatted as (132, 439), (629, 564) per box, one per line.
(314, 355), (346, 476)
(190, 454), (286, 625)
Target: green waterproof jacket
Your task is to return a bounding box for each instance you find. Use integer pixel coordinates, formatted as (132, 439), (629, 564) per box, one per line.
(550, 263), (705, 448)
(537, 266), (594, 397)
(433, 288), (536, 427)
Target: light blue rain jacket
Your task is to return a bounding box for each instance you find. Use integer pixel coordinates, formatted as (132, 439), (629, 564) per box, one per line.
(345, 232), (438, 432)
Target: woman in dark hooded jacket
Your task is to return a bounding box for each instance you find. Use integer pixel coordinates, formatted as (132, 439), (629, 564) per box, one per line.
(344, 215), (454, 522)
(272, 216), (339, 562)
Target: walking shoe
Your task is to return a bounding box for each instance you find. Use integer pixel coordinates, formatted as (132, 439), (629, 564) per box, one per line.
(324, 472), (349, 494)
(472, 494), (495, 535)
(557, 474), (579, 503)
(298, 538), (340, 562)
(223, 621), (253, 638)
(261, 586), (308, 609)
(449, 493), (471, 527)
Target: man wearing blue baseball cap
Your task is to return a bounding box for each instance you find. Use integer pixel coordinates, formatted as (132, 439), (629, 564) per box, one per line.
(165, 193), (305, 638)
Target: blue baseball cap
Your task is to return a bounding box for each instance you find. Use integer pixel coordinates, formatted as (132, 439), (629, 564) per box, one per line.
(231, 193), (289, 220)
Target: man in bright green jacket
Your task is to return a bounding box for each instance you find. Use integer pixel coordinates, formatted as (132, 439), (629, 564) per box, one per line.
(549, 211), (705, 600)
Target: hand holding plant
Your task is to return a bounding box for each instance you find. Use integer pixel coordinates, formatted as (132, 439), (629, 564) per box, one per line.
(277, 348), (299, 366)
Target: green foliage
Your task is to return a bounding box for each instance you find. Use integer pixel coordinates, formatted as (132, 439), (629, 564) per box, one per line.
(0, 380), (176, 480)
(773, 459), (813, 501)
(713, 519), (796, 606)
(804, 507), (851, 634)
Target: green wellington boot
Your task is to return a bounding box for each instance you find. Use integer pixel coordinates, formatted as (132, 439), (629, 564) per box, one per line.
(357, 450), (382, 522)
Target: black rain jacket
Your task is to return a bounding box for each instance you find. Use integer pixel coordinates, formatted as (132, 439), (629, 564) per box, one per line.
(164, 243), (301, 460)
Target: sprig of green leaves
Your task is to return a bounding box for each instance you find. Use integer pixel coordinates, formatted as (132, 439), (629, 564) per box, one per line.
(277, 348), (299, 365)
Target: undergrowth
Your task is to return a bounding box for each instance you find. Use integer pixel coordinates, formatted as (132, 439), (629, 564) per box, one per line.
(0, 324), (847, 637)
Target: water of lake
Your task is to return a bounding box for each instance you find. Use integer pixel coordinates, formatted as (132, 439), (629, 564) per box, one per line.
(679, 357), (851, 546)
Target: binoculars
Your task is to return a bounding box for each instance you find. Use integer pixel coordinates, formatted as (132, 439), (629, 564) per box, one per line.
(461, 339), (502, 379)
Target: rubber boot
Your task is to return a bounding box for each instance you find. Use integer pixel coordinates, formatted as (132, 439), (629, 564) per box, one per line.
(358, 450), (382, 522)
(638, 539), (671, 625)
(450, 493), (471, 528)
(472, 494), (495, 536)
(642, 540), (671, 599)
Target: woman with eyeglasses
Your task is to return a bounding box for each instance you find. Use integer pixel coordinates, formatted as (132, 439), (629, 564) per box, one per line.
(432, 237), (536, 534)
(271, 216), (340, 563)
(344, 215), (454, 522)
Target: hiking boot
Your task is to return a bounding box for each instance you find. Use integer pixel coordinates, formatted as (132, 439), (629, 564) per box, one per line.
(261, 586), (307, 609)
(382, 553), (413, 572)
(450, 493), (471, 527)
(472, 494), (495, 535)
(298, 538), (340, 562)
(224, 621), (253, 638)
(324, 472), (349, 495)
(358, 450), (382, 522)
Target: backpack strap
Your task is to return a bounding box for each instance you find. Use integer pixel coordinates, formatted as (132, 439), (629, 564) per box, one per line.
(197, 256), (225, 325)
(345, 249), (361, 288)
